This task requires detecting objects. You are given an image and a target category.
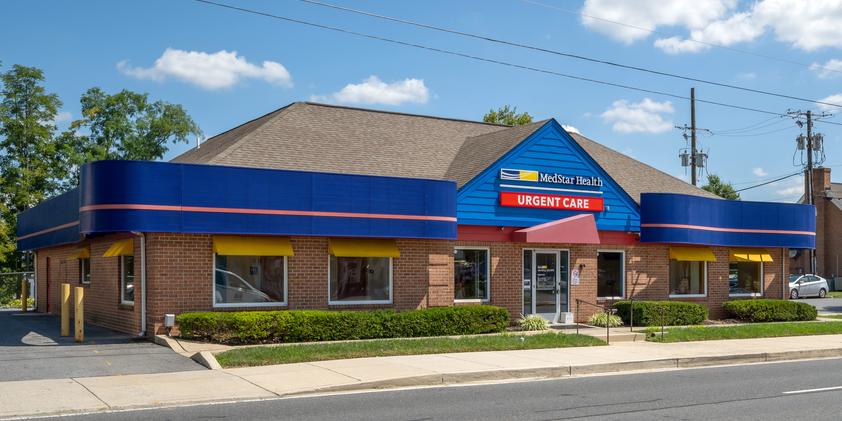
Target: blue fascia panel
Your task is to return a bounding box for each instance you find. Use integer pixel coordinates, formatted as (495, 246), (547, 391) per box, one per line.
(16, 188), (81, 251)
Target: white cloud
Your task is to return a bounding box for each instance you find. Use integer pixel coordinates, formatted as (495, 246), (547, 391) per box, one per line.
(736, 72), (757, 80)
(752, 167), (768, 177)
(817, 94), (842, 112)
(583, 0), (842, 53)
(811, 59), (842, 79)
(310, 76), (429, 106)
(600, 98), (674, 134)
(117, 48), (292, 90)
(54, 111), (72, 123)
(561, 124), (580, 134)
(775, 176), (804, 201)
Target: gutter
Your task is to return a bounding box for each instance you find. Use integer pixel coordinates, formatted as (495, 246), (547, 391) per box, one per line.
(131, 232), (147, 336)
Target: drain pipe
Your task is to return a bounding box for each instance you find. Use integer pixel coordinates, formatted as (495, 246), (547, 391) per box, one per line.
(131, 232), (147, 337)
(782, 248), (786, 299)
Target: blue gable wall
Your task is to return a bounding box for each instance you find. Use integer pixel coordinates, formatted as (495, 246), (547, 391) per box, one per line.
(457, 120), (640, 231)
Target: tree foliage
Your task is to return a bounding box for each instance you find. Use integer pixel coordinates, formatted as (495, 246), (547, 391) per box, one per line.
(702, 174), (740, 200)
(482, 105), (533, 126)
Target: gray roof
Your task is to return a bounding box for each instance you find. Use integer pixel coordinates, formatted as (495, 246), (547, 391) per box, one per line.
(172, 102), (718, 204)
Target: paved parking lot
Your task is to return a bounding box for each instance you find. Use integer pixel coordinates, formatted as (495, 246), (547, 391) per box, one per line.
(0, 311), (202, 381)
(804, 297), (842, 314)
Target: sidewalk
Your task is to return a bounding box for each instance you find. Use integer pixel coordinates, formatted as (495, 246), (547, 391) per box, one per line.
(4, 334), (842, 419)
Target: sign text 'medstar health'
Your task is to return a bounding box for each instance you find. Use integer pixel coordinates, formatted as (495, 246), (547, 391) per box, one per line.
(500, 192), (604, 212)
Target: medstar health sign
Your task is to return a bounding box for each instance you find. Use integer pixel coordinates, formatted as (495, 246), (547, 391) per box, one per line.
(499, 169), (604, 212)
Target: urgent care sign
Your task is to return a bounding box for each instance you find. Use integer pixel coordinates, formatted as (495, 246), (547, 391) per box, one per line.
(500, 191), (604, 212)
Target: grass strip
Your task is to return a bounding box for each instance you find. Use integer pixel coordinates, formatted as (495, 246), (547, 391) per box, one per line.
(826, 291), (842, 299)
(647, 321), (842, 343)
(216, 333), (605, 367)
(819, 314), (842, 320)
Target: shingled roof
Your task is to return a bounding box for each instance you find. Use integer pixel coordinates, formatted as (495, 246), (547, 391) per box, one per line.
(172, 102), (718, 204)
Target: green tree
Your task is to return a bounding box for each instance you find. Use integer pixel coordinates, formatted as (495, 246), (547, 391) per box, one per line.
(482, 105), (533, 126)
(0, 65), (69, 272)
(702, 174), (740, 200)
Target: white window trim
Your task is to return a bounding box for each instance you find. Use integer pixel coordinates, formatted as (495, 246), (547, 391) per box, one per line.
(597, 249), (625, 300)
(212, 254), (289, 308)
(120, 255), (134, 305)
(79, 258), (91, 285)
(454, 246), (491, 303)
(328, 255), (393, 305)
(668, 261), (708, 298)
(729, 260), (764, 297)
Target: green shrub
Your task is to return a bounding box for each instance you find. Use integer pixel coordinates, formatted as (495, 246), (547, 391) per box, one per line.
(722, 299), (817, 322)
(177, 305), (510, 344)
(613, 301), (707, 326)
(588, 312), (623, 327)
(519, 314), (549, 331)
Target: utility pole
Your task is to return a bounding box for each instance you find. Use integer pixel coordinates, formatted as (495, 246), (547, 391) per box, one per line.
(690, 87), (698, 186)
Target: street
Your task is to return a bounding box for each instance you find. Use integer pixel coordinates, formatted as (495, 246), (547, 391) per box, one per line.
(38, 357), (842, 421)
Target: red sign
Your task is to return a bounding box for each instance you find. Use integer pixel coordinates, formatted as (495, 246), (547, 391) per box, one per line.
(500, 192), (604, 212)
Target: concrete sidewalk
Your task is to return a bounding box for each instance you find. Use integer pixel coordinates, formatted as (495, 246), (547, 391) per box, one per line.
(4, 334), (842, 419)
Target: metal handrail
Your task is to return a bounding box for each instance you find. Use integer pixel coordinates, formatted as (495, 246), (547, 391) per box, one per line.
(575, 298), (617, 344)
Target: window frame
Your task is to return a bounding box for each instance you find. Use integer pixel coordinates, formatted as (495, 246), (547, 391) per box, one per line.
(729, 261), (764, 297)
(327, 255), (393, 305)
(453, 246), (491, 303)
(212, 254), (289, 308)
(668, 260), (708, 298)
(596, 249), (626, 300)
(79, 257), (91, 285)
(120, 255), (134, 305)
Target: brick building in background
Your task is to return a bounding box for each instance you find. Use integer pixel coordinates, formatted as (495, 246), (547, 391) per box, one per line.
(17, 102), (815, 336)
(790, 167), (842, 279)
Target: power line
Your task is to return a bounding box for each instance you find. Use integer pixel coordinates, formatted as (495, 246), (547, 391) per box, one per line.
(191, 0), (842, 123)
(707, 116), (789, 134)
(732, 170), (803, 186)
(710, 125), (798, 138)
(296, 0), (842, 109)
(735, 171), (802, 192)
(519, 0), (842, 77)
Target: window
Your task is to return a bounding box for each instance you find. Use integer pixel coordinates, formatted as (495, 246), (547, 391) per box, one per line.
(79, 258), (91, 284)
(329, 256), (391, 304)
(454, 248), (489, 301)
(730, 262), (762, 295)
(214, 255), (287, 306)
(597, 251), (624, 299)
(669, 260), (706, 296)
(120, 255), (134, 305)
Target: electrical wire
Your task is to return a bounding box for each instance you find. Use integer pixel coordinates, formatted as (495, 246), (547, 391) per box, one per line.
(296, 0), (842, 109)
(710, 125), (798, 138)
(191, 0), (842, 123)
(735, 171), (802, 192)
(707, 116), (789, 135)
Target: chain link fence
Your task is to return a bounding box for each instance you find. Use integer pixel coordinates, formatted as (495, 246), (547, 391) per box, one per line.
(0, 272), (35, 310)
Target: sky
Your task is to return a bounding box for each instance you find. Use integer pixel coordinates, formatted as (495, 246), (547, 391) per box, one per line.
(2, 0), (841, 202)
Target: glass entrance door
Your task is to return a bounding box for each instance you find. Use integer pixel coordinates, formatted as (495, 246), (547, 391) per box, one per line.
(523, 250), (569, 323)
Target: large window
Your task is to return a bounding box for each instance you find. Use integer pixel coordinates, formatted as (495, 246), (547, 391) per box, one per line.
(214, 255), (287, 306)
(120, 255), (134, 305)
(79, 258), (91, 285)
(669, 260), (706, 296)
(329, 256), (392, 304)
(730, 262), (762, 295)
(454, 248), (489, 301)
(597, 251), (624, 299)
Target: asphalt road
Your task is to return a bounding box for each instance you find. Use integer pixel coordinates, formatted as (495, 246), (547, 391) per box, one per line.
(39, 357), (842, 421)
(0, 311), (201, 381)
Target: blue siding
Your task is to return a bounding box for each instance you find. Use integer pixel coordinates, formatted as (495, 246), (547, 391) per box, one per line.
(457, 121), (640, 231)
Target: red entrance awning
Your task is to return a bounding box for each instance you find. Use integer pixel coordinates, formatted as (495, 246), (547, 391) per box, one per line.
(511, 214), (600, 244)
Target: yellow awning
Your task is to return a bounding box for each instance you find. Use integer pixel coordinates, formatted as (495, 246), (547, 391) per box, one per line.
(328, 238), (400, 258)
(103, 239), (134, 257)
(71, 247), (90, 259)
(669, 246), (716, 262)
(212, 236), (294, 256)
(730, 248), (774, 262)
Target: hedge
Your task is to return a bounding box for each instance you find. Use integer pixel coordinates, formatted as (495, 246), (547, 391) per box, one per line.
(176, 305), (510, 344)
(722, 299), (817, 322)
(613, 301), (707, 326)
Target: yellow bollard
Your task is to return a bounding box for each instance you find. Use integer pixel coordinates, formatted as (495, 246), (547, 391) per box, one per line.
(20, 278), (28, 313)
(61, 283), (70, 336)
(74, 287), (84, 343)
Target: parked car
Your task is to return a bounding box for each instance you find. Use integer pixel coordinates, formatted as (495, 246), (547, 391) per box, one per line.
(788, 274), (829, 299)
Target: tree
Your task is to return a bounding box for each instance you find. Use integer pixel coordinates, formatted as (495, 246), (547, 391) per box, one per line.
(702, 174), (740, 200)
(482, 105), (533, 126)
(0, 65), (69, 272)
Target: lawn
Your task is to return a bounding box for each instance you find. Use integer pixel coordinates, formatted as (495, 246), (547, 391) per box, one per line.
(820, 314), (842, 319)
(215, 333), (605, 367)
(647, 321), (842, 343)
(827, 291), (842, 299)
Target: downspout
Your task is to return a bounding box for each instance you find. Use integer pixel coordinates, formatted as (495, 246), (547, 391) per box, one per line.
(782, 248), (786, 299)
(33, 251), (38, 310)
(131, 232), (147, 336)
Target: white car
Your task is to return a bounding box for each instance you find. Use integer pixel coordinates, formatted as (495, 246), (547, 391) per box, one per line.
(789, 274), (830, 299)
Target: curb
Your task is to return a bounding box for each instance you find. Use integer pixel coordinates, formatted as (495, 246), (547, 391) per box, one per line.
(192, 351), (223, 370)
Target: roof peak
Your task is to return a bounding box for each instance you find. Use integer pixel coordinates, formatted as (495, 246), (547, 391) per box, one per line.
(299, 101), (513, 127)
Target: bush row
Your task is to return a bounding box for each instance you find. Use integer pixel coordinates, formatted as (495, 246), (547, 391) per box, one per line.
(613, 301), (708, 326)
(722, 299), (817, 322)
(176, 305), (510, 345)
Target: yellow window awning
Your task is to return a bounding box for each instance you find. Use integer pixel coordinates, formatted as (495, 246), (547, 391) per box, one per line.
(328, 238), (400, 258)
(212, 236), (294, 256)
(71, 247), (90, 259)
(669, 246), (716, 262)
(103, 239), (134, 257)
(730, 248), (774, 262)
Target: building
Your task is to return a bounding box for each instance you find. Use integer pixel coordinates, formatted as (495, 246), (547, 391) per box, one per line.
(17, 102), (815, 336)
(790, 167), (841, 278)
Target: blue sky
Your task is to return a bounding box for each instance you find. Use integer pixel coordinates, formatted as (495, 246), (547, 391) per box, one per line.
(2, 0), (841, 202)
